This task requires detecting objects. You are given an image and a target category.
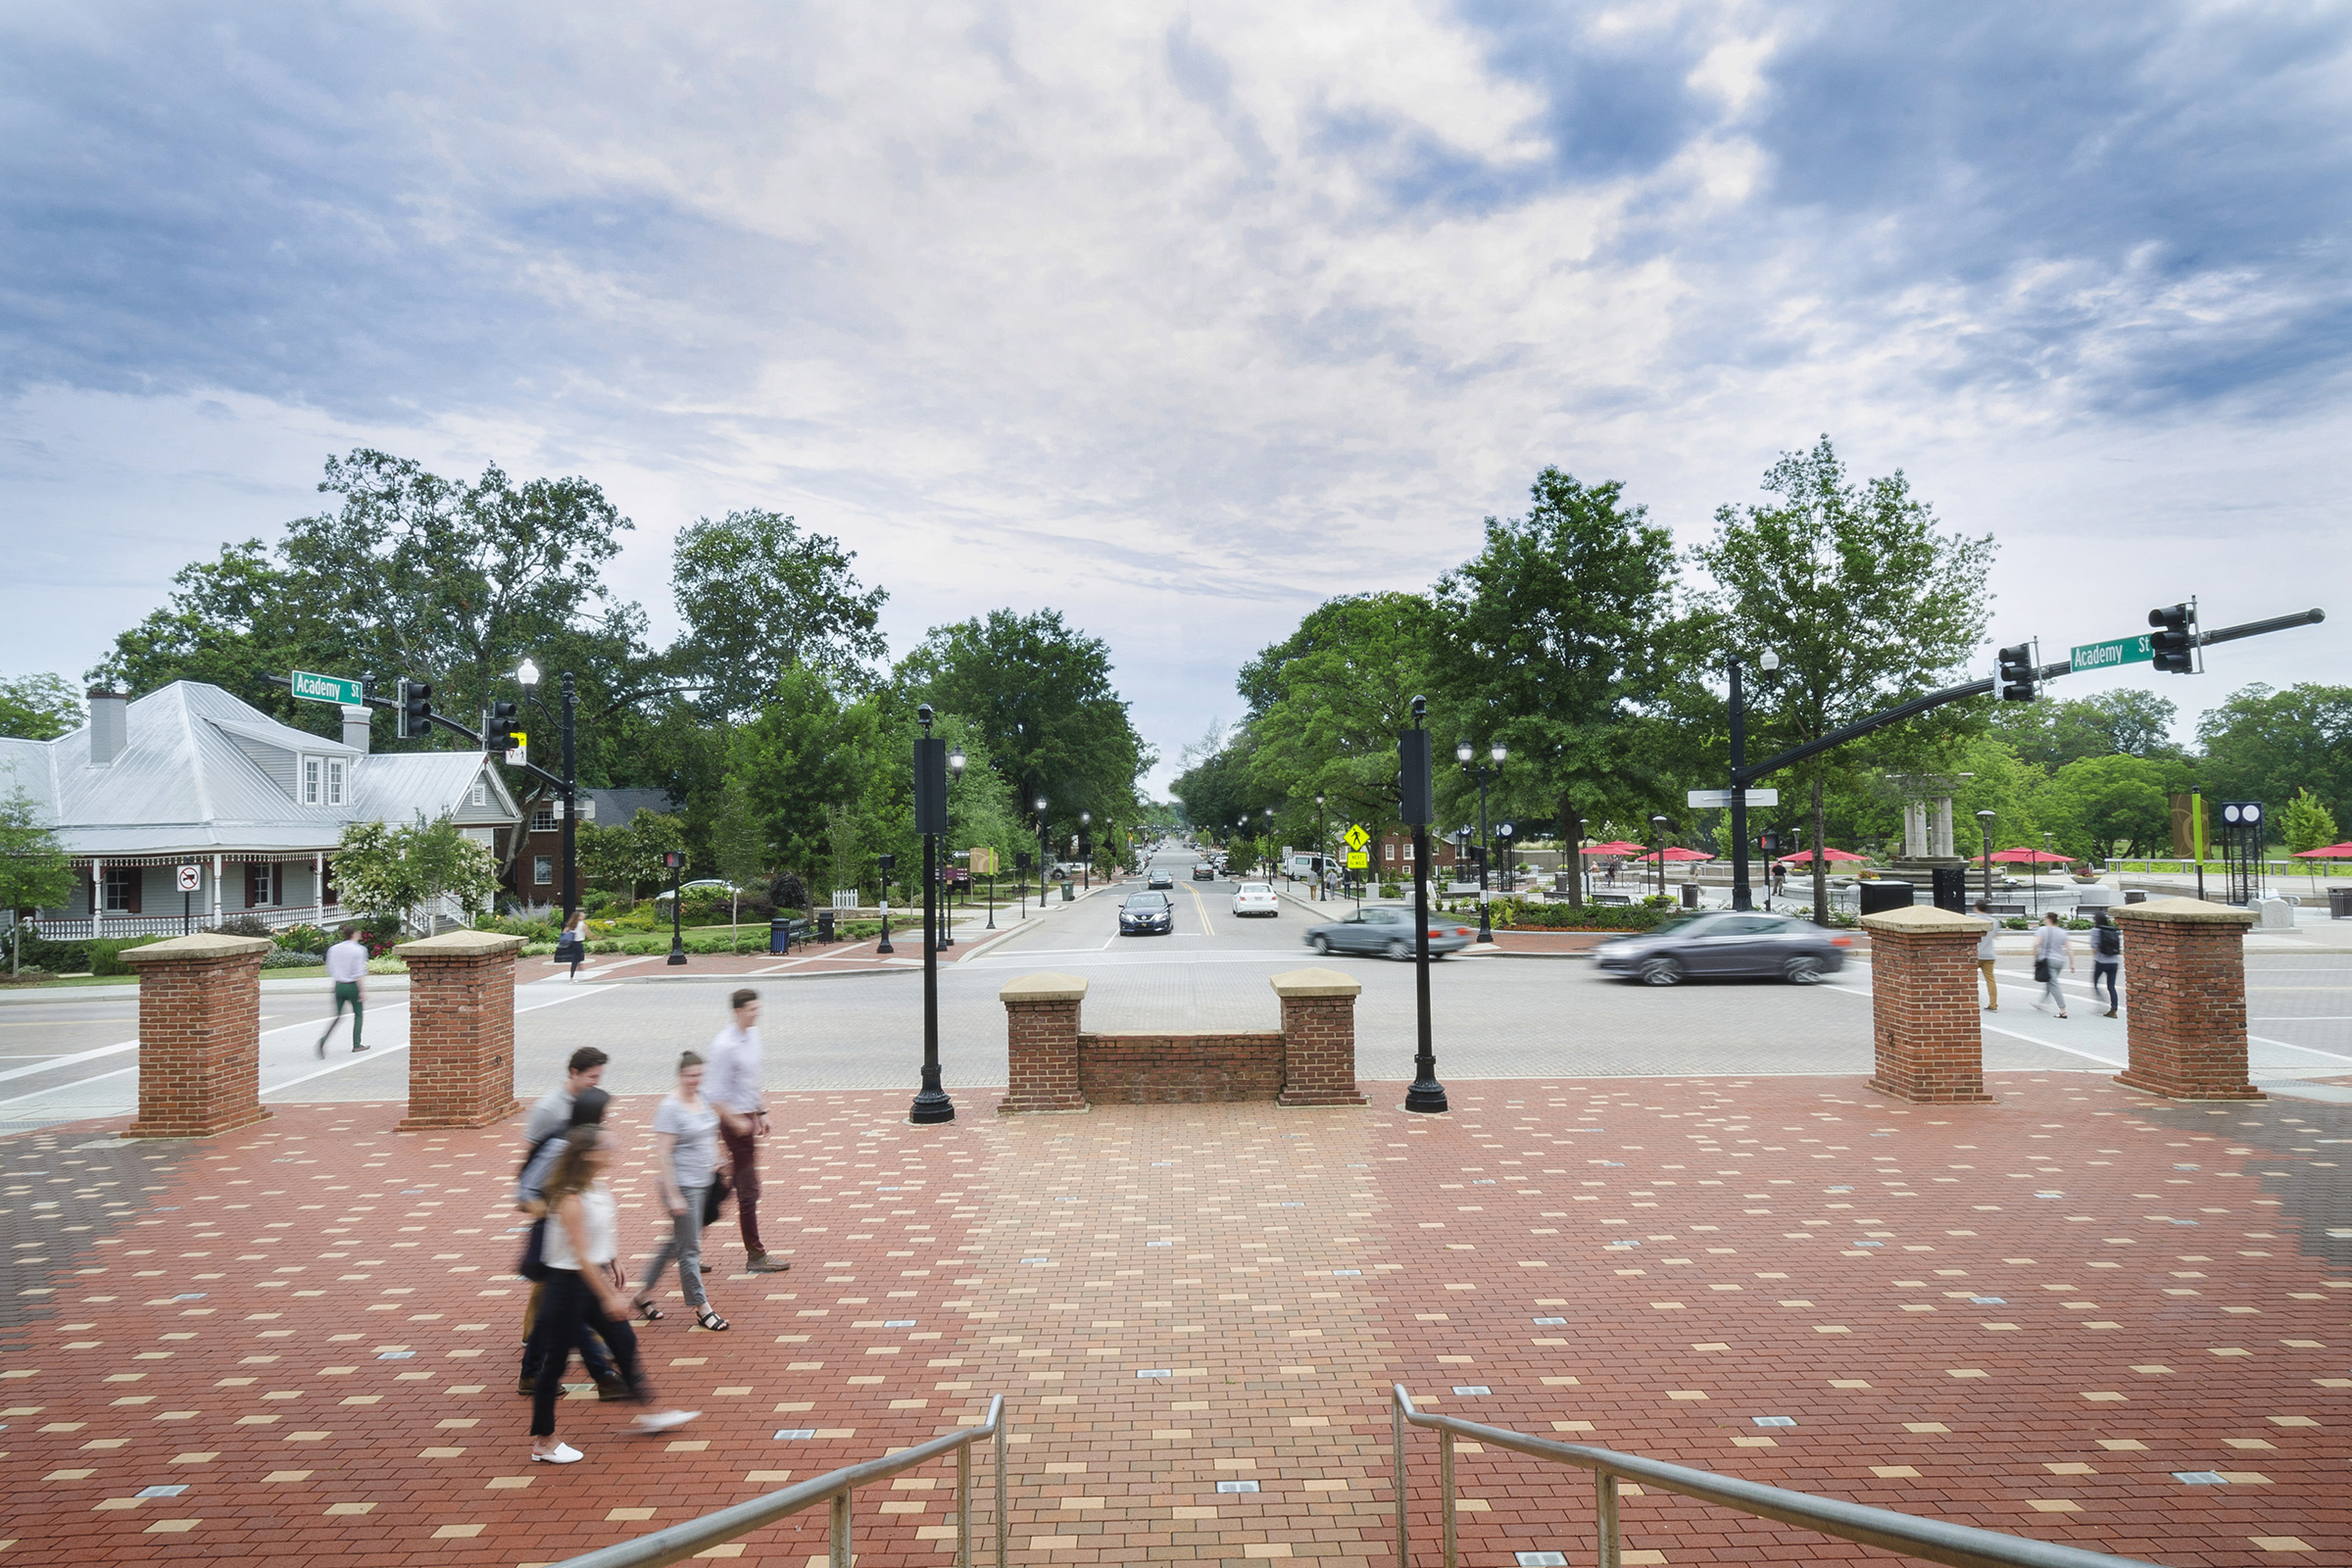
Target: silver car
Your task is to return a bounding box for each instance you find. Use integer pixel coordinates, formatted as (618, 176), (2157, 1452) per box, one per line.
(1592, 911), (1852, 985)
(1303, 906), (1475, 960)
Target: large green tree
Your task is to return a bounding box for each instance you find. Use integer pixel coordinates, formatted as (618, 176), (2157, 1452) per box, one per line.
(2196, 683), (2352, 838)
(1690, 437), (1995, 918)
(0, 673), (84, 740)
(2034, 753), (2191, 860)
(1989, 690), (2180, 768)
(726, 666), (877, 893)
(670, 510), (889, 720)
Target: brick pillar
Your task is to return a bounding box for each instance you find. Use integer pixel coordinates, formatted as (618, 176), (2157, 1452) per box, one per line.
(2111, 897), (2262, 1101)
(395, 930), (524, 1130)
(999, 972), (1088, 1113)
(1859, 906), (1995, 1103)
(1271, 967), (1369, 1106)
(120, 934), (273, 1139)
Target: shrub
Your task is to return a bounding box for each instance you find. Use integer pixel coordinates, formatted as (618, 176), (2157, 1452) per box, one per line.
(88, 935), (165, 976)
(261, 945), (316, 968)
(274, 923), (331, 955)
(770, 872), (810, 910)
(11, 930), (90, 974)
(209, 914), (273, 939)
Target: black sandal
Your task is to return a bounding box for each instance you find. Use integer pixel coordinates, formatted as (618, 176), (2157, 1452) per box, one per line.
(695, 1307), (730, 1333)
(631, 1297), (664, 1322)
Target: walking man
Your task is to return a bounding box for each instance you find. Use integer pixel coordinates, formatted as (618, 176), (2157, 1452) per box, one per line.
(528, 1048), (611, 1144)
(2031, 909), (2073, 1018)
(2088, 908), (2123, 1018)
(318, 924), (368, 1055)
(706, 989), (789, 1274)
(1973, 900), (1998, 1012)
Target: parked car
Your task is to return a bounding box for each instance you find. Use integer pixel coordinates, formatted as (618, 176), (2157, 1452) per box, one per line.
(1302, 906), (1474, 959)
(1147, 869), (1174, 890)
(1231, 882), (1279, 917)
(1119, 892), (1174, 936)
(1592, 911), (1851, 986)
(1191, 862), (1216, 880)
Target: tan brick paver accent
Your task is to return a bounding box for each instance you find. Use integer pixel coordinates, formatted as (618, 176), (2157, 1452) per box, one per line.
(394, 930), (524, 1129)
(1861, 906), (1995, 1103)
(2111, 899), (2264, 1101)
(119, 933), (272, 1139)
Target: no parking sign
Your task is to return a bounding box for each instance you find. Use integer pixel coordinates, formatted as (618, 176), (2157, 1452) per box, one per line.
(175, 864), (202, 893)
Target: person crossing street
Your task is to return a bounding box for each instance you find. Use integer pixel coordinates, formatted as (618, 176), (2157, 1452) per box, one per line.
(706, 989), (789, 1274)
(317, 925), (368, 1055)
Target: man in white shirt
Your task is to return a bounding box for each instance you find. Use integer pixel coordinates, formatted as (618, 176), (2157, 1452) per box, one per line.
(318, 926), (370, 1056)
(706, 989), (788, 1273)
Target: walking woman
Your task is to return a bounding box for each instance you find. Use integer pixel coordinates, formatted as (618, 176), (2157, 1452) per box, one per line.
(2032, 910), (2073, 1018)
(2087, 908), (2123, 1017)
(557, 908), (591, 981)
(634, 1051), (729, 1331)
(525, 1127), (699, 1463)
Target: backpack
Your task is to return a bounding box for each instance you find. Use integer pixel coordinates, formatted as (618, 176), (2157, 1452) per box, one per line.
(2094, 923), (2121, 957)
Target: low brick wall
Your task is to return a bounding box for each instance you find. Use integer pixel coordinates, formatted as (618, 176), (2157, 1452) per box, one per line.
(1078, 1032), (1285, 1103)
(396, 930), (525, 1130)
(1860, 906), (1995, 1103)
(121, 934), (273, 1139)
(2112, 897), (2262, 1101)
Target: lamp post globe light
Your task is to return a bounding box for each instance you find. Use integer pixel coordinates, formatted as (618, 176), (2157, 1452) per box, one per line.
(510, 656), (579, 927)
(1497, 821), (1515, 895)
(1314, 793), (1327, 896)
(1036, 797), (1051, 910)
(1976, 808), (1996, 905)
(1080, 809), (1092, 891)
(1650, 813), (1669, 900)
(941, 743), (965, 950)
(1456, 738), (1505, 943)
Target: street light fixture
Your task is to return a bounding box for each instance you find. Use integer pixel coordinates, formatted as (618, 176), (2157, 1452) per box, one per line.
(942, 744), (965, 950)
(875, 852), (896, 955)
(510, 657), (578, 928)
(1650, 814), (1670, 900)
(1497, 821), (1515, 895)
(1976, 808), (1996, 906)
(1080, 809), (1092, 891)
(910, 703), (953, 1124)
(1457, 739), (1506, 943)
(1036, 797), (1051, 910)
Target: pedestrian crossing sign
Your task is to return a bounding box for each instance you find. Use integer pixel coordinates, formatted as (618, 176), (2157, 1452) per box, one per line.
(1343, 823), (1371, 851)
(1346, 850), (1369, 869)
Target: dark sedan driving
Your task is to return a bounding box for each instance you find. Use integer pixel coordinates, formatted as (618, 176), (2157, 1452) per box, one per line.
(1119, 892), (1174, 935)
(1592, 910), (1852, 985)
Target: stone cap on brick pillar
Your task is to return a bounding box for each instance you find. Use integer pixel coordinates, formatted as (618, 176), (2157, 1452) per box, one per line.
(1000, 972), (1088, 1004)
(1268, 967), (1361, 999)
(2111, 896), (2258, 927)
(120, 932), (272, 964)
(1859, 906), (1990, 936)
(395, 930), (527, 960)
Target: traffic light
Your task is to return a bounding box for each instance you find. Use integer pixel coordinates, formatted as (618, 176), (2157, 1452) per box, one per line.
(399, 680), (433, 739)
(487, 699), (519, 753)
(1758, 829), (1778, 858)
(1997, 643), (2037, 702)
(2148, 603), (2197, 673)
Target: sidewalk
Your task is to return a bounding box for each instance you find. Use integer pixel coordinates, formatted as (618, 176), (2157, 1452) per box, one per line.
(4, 1075), (2343, 1565)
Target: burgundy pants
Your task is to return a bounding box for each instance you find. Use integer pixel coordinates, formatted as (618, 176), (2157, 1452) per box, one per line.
(720, 1122), (764, 1256)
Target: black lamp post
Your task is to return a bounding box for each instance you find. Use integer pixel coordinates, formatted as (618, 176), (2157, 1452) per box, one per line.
(1497, 821), (1515, 895)
(940, 743), (964, 952)
(1035, 798), (1051, 909)
(1976, 808), (1995, 906)
(1314, 792), (1327, 897)
(1650, 814), (1669, 900)
(1456, 738), (1505, 943)
(1402, 696), (1446, 1115)
(1566, 812), (1588, 907)
(663, 850), (687, 965)
(1079, 810), (1091, 891)
(910, 703), (953, 1124)
(1727, 649), (1780, 911)
(514, 659), (580, 927)
(1014, 851), (1031, 920)
(875, 852), (896, 955)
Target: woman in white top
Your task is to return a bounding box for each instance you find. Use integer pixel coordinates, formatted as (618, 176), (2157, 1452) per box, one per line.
(2032, 910), (2073, 1018)
(559, 909), (591, 981)
(633, 1051), (729, 1332)
(525, 1127), (699, 1463)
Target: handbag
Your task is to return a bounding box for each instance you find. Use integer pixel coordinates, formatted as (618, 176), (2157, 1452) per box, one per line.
(702, 1166), (734, 1227)
(555, 934), (583, 963)
(2033, 957), (2050, 982)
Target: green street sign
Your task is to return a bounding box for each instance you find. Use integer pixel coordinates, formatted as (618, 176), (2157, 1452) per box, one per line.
(289, 669), (366, 706)
(2068, 634), (2152, 672)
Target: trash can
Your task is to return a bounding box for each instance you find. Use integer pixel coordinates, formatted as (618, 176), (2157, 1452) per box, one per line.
(768, 916), (793, 955)
(1930, 865), (1968, 914)
(1857, 879), (1915, 915)
(816, 909), (836, 944)
(2329, 887), (2352, 920)
(1680, 882), (1701, 909)
(1061, 881), (1076, 903)
(2123, 889), (2147, 905)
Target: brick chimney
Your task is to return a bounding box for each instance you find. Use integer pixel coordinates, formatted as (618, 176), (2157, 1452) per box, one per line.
(86, 689), (128, 765)
(341, 704), (372, 754)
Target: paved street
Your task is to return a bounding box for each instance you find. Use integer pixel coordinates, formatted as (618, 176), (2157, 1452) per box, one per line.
(2, 848), (2349, 1134)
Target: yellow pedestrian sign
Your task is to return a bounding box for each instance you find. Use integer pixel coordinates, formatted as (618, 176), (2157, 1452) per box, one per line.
(1343, 823), (1370, 852)
(1346, 850), (1369, 870)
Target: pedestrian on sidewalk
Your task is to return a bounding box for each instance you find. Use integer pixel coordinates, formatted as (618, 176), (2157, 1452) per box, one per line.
(706, 989), (789, 1274)
(525, 1127), (699, 1463)
(2088, 909), (2123, 1017)
(516, 1085), (626, 1399)
(1974, 901), (1999, 1011)
(557, 908), (591, 981)
(317, 924), (368, 1056)
(633, 1051), (729, 1331)
(2031, 910), (2072, 1018)
(526, 1048), (610, 1144)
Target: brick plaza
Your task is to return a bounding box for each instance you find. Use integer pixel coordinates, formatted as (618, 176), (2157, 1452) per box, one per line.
(3, 1074), (2345, 1566)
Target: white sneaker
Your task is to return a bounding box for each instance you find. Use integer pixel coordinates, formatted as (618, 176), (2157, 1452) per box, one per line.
(632, 1409), (701, 1434)
(532, 1443), (585, 1463)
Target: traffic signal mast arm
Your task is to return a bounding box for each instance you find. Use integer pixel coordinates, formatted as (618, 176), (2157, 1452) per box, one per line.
(261, 672), (569, 792)
(1730, 607), (2324, 788)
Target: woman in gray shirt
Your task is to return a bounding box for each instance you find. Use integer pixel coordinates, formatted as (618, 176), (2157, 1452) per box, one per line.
(631, 1051), (729, 1331)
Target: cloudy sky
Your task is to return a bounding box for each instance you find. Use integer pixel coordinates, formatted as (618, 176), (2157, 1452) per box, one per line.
(3, 1), (2347, 791)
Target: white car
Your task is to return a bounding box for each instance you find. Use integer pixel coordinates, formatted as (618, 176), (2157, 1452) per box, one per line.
(1231, 882), (1279, 917)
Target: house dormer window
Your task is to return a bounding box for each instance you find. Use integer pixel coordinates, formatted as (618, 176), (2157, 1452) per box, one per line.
(470, 779), (487, 808)
(303, 757), (320, 805)
(326, 759), (345, 807)
(530, 807), (557, 832)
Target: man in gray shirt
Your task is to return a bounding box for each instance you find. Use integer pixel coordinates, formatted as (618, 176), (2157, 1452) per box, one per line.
(706, 989), (788, 1273)
(526, 1048), (610, 1146)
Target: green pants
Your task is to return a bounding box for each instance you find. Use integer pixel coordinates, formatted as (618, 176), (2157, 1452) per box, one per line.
(322, 981), (363, 1049)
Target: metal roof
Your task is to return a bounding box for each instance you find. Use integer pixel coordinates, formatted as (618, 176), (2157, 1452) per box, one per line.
(0, 681), (518, 858)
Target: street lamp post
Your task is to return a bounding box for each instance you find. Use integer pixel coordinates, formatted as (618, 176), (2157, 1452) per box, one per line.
(1651, 814), (1669, 900)
(1403, 696), (1446, 1115)
(910, 704), (954, 1124)
(1035, 799), (1051, 910)
(1080, 810), (1092, 891)
(662, 850), (687, 965)
(514, 660), (580, 926)
(1497, 821), (1515, 895)
(1976, 809), (1995, 906)
(2037, 831), (2054, 919)
(1014, 852), (1030, 920)
(940, 744), (965, 952)
(875, 852), (896, 955)
(1314, 793), (1327, 898)
(1455, 739), (1505, 943)
(1566, 812), (1588, 906)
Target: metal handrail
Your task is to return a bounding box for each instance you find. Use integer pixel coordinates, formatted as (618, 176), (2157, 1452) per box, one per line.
(550, 1394), (1008, 1568)
(1393, 1386), (2160, 1568)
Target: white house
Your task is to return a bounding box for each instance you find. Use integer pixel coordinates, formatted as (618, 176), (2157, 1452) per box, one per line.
(0, 682), (521, 938)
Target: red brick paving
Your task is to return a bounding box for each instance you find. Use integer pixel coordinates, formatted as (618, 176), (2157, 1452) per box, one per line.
(2, 1074), (2343, 1566)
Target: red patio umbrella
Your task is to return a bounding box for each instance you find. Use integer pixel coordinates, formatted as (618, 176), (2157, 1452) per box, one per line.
(1987, 847), (2075, 865)
(1580, 841), (1649, 857)
(1776, 846), (1870, 864)
(1659, 846), (1715, 861)
(2290, 842), (2352, 858)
